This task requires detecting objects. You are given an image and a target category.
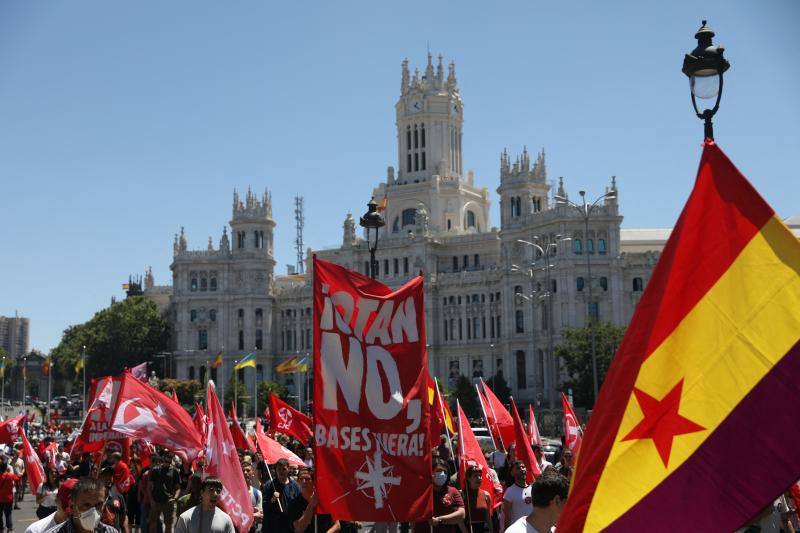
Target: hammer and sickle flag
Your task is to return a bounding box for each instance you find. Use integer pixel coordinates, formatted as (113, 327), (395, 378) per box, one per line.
(558, 140), (800, 532)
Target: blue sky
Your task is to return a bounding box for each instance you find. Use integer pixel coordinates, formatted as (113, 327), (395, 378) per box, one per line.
(1, 1), (798, 351)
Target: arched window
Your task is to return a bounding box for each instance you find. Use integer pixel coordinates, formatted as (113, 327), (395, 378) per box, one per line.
(600, 277), (608, 291)
(407, 154), (412, 173)
(200, 278), (208, 291)
(515, 310), (525, 333)
(598, 238), (607, 255)
(255, 330), (263, 350)
(238, 330), (244, 350)
(209, 309), (216, 322)
(573, 239), (583, 254)
(514, 285), (523, 296)
(188, 366), (195, 380)
(198, 330), (208, 350)
(190, 310), (197, 322)
(421, 123), (426, 148)
(577, 277), (585, 291)
(466, 210), (476, 228)
(516, 350), (527, 389)
(190, 277), (198, 292)
(452, 256), (458, 271)
(587, 239), (595, 254)
(633, 277), (644, 292)
(402, 208), (416, 227)
(406, 126), (411, 152)
(413, 124), (418, 149)
(210, 277), (217, 291)
(551, 279), (557, 293)
(541, 304), (548, 330)
(537, 349), (545, 386)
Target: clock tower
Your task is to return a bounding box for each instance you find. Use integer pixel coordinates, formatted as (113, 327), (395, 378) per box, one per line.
(395, 53), (463, 183)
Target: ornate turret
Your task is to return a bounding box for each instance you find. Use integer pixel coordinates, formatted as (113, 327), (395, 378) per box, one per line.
(144, 266), (154, 290)
(401, 58), (410, 94)
(179, 227), (187, 252)
(219, 226), (230, 251)
(343, 213), (356, 246)
(556, 176), (567, 206)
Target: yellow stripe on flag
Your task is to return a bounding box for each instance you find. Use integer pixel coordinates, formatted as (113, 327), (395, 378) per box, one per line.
(585, 216), (800, 531)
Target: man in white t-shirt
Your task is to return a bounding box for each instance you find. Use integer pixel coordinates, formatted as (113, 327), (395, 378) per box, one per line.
(532, 444), (553, 472)
(25, 478), (77, 533)
(505, 473), (569, 533)
(502, 461), (532, 528)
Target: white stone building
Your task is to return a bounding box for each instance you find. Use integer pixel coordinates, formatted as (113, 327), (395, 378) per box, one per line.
(148, 54), (671, 408)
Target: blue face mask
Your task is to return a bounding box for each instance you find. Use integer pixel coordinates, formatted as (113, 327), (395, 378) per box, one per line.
(433, 471), (448, 487)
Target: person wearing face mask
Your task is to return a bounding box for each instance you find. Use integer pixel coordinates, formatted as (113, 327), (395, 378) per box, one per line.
(51, 476), (119, 533)
(414, 459), (465, 533)
(502, 461), (532, 529)
(504, 473), (569, 533)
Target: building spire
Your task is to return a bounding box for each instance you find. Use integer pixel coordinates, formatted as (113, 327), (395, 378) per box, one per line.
(436, 53), (444, 85)
(446, 61), (457, 92)
(401, 57), (410, 94)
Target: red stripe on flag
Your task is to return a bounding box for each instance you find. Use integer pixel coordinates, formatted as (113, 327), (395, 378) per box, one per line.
(559, 141), (775, 532)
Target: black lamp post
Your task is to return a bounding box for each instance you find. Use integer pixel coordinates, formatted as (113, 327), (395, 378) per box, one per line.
(682, 20), (730, 140)
(359, 197), (385, 279)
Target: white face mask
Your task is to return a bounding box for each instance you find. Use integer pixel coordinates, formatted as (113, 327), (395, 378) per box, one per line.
(78, 507), (101, 531)
(433, 471), (448, 487)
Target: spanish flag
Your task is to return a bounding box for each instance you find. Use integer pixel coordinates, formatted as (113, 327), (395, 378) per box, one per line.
(275, 355), (298, 374)
(42, 356), (52, 377)
(558, 141), (800, 532)
(233, 352), (256, 371)
(377, 194), (388, 213)
(210, 351), (223, 369)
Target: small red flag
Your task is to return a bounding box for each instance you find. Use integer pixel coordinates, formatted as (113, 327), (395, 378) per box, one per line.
(510, 399), (541, 483)
(21, 430), (45, 495)
(479, 378), (515, 450)
(229, 402), (256, 452)
(205, 382), (254, 532)
(267, 393), (312, 444)
(254, 418), (305, 467)
(561, 392), (583, 455)
(456, 402), (503, 509)
(0, 414), (24, 444)
(528, 405), (541, 446)
(193, 402), (207, 437)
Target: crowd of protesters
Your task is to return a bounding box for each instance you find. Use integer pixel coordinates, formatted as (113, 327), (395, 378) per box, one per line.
(2, 414), (798, 533)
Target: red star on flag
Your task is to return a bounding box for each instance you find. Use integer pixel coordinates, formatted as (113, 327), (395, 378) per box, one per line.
(621, 379), (705, 467)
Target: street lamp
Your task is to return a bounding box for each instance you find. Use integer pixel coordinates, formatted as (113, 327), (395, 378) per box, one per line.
(359, 197), (385, 279)
(554, 189), (616, 405)
(682, 20), (730, 140)
(514, 236), (570, 408)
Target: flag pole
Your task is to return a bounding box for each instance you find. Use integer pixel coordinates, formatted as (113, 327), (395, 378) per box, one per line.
(264, 461), (284, 513)
(47, 354), (52, 425)
(219, 346), (224, 411)
(82, 346), (87, 420)
(475, 384), (499, 452)
(456, 400), (473, 528)
(234, 360), (238, 419)
(1, 355), (5, 420)
(433, 377), (456, 463)
(253, 348), (258, 424)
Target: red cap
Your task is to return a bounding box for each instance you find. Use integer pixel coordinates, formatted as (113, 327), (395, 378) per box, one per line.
(57, 478), (79, 512)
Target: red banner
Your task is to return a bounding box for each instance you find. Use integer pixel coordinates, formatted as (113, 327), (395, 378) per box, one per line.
(313, 258), (431, 521)
(561, 392), (583, 454)
(21, 430), (45, 495)
(70, 377), (131, 461)
(0, 414), (24, 444)
(268, 392), (313, 443)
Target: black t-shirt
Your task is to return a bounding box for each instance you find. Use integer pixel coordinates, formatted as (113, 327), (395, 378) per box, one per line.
(149, 465), (180, 504)
(287, 494), (333, 533)
(262, 478), (300, 533)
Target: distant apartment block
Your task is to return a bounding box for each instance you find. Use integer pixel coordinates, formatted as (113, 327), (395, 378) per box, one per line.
(0, 315), (30, 359)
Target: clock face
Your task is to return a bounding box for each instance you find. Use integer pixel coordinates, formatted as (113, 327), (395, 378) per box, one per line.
(407, 99), (422, 113)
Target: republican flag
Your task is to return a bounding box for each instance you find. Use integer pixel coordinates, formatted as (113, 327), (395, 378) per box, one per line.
(528, 405), (541, 446)
(229, 402), (256, 452)
(110, 372), (203, 461)
(275, 355), (299, 374)
(20, 430), (45, 495)
(254, 418), (305, 467)
(427, 375), (455, 439)
(561, 392), (583, 455)
(456, 402), (502, 510)
(267, 393), (312, 443)
(0, 414), (24, 444)
(478, 378), (515, 451)
(206, 381), (253, 532)
(510, 399), (541, 483)
(313, 257), (431, 521)
(558, 140), (800, 532)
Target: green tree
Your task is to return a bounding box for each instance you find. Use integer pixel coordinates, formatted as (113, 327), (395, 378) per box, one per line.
(159, 379), (202, 407)
(485, 371), (511, 405)
(555, 322), (626, 408)
(450, 374), (479, 419)
(257, 380), (289, 414)
(52, 297), (170, 381)
(224, 380), (247, 414)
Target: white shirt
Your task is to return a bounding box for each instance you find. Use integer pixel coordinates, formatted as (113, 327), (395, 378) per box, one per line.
(504, 516), (540, 533)
(25, 512), (61, 533)
(174, 506), (235, 533)
(503, 483), (533, 525)
(539, 459), (553, 471)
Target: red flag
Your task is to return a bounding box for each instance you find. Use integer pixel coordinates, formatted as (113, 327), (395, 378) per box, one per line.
(528, 405), (541, 446)
(0, 414), (24, 444)
(29, 412), (35, 424)
(71, 377), (131, 458)
(479, 378), (515, 451)
(254, 418), (305, 467)
(205, 382), (253, 532)
(561, 392), (582, 455)
(229, 402), (256, 452)
(313, 258), (432, 521)
(429, 377), (444, 443)
(267, 393), (312, 443)
(456, 402), (502, 510)
(43, 441), (58, 468)
(21, 430), (45, 495)
(510, 399), (541, 483)
(109, 372), (203, 461)
(113, 460), (135, 494)
(193, 402), (207, 437)
(170, 389), (180, 404)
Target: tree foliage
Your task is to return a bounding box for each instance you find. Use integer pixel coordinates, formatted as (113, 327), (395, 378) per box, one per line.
(555, 322), (626, 408)
(159, 379), (202, 407)
(485, 371), (511, 405)
(52, 297), (170, 381)
(223, 379), (289, 416)
(450, 374), (480, 419)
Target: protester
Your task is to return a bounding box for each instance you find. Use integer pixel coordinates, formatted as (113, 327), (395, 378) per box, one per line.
(0, 455), (20, 532)
(288, 467), (338, 533)
(36, 467), (61, 519)
(502, 461), (532, 528)
(262, 458), (300, 533)
(531, 445), (552, 472)
(176, 474), (201, 517)
(148, 453), (181, 533)
(173, 477), (234, 533)
(554, 449), (573, 480)
(52, 476), (119, 533)
(505, 473), (569, 533)
(241, 464), (263, 533)
(12, 447), (25, 509)
(25, 478), (78, 533)
(99, 467), (129, 533)
(414, 459), (465, 532)
(461, 462), (492, 533)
